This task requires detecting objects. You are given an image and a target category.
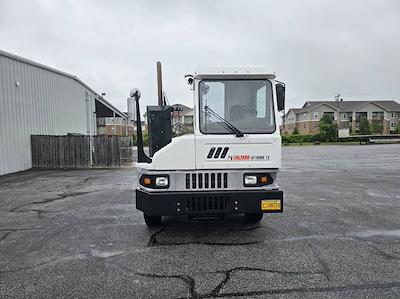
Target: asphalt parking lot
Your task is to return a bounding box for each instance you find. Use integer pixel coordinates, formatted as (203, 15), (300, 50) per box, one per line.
(0, 144), (399, 298)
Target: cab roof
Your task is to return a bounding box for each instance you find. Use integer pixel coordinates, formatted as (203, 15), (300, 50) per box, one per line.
(193, 66), (276, 80)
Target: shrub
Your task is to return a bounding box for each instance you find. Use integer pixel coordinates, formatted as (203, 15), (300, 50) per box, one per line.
(359, 117), (371, 135)
(395, 122), (400, 134)
(371, 120), (383, 134)
(318, 115), (338, 142)
(282, 134), (319, 144)
(292, 127), (299, 135)
(143, 132), (149, 146)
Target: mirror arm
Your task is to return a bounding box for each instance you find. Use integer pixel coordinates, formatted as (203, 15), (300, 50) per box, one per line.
(131, 89), (152, 164)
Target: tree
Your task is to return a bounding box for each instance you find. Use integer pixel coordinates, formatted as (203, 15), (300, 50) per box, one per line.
(395, 122), (400, 134)
(359, 117), (371, 135)
(371, 120), (383, 134)
(292, 127), (299, 135)
(318, 114), (338, 142)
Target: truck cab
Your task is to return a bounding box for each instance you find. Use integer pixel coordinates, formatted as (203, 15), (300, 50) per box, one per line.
(134, 66), (285, 226)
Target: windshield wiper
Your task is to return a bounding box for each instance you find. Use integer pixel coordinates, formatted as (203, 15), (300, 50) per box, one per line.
(204, 106), (244, 137)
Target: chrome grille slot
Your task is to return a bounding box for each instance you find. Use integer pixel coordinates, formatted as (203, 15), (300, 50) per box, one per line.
(198, 173), (203, 188)
(186, 174), (190, 189)
(184, 172), (228, 190)
(192, 173), (196, 189)
(223, 173), (228, 188)
(205, 173), (209, 188)
(211, 173), (215, 188)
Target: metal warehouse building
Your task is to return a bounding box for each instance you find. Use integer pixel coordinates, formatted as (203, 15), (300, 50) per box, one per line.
(0, 49), (126, 176)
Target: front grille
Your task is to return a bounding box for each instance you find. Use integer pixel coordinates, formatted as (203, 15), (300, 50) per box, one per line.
(185, 195), (229, 212)
(185, 172), (228, 190)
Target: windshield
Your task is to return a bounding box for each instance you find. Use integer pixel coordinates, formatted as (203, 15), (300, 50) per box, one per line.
(199, 80), (275, 134)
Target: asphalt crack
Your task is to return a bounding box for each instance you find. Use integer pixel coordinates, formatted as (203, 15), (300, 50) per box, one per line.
(307, 242), (331, 280)
(136, 272), (199, 299)
(209, 267), (326, 297)
(352, 236), (400, 261)
(0, 227), (52, 243)
(203, 281), (400, 297)
(151, 240), (262, 247)
(0, 250), (125, 274)
(0, 231), (14, 243)
(133, 267), (328, 299)
(147, 227), (166, 246)
(147, 226), (262, 247)
(34, 191), (95, 204)
(8, 191), (96, 218)
(0, 257), (65, 274)
(8, 208), (48, 219)
(228, 225), (266, 232)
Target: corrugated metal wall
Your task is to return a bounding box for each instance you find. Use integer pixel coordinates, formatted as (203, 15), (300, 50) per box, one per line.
(0, 54), (96, 175)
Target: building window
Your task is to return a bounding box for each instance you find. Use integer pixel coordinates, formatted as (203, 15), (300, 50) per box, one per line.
(314, 123), (318, 128)
(323, 112), (334, 120)
(343, 113), (347, 119)
(372, 112), (384, 120)
(304, 123), (306, 128)
(390, 122), (396, 128)
(392, 112), (397, 118)
(303, 113), (306, 119)
(313, 112), (318, 118)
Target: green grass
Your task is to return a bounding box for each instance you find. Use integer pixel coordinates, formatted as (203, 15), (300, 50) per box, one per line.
(283, 141), (362, 146)
(283, 141), (400, 146)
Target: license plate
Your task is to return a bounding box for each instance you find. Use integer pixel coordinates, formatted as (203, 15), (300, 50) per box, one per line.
(261, 200), (281, 211)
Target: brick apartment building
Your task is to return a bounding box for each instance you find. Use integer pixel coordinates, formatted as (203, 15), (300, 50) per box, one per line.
(282, 100), (400, 135)
(96, 117), (134, 136)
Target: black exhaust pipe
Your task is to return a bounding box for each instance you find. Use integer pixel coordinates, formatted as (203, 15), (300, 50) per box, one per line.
(131, 88), (151, 163)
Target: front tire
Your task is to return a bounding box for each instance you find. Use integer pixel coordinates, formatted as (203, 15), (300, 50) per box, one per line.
(245, 213), (263, 223)
(144, 214), (162, 226)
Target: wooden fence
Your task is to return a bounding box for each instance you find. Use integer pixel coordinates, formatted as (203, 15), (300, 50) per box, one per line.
(31, 135), (133, 168)
(93, 135), (120, 167)
(119, 137), (134, 161)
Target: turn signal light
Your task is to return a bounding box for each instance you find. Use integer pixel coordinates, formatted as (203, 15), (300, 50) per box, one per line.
(143, 177), (151, 185)
(260, 176), (268, 183)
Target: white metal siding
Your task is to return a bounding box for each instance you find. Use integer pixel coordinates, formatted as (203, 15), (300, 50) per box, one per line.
(0, 54), (96, 175)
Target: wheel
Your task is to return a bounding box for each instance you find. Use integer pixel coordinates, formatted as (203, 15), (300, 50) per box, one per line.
(245, 213), (263, 223)
(144, 214), (162, 226)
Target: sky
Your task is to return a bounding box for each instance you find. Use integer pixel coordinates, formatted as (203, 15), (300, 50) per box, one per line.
(1, 0), (400, 112)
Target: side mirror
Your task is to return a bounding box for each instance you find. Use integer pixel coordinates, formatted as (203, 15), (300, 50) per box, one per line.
(276, 83), (285, 111)
(130, 88), (141, 101)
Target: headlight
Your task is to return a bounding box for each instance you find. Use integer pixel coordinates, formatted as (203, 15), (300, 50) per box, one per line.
(155, 177), (169, 187)
(244, 175), (257, 185)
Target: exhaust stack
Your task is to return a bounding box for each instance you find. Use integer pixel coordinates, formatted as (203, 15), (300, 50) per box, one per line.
(131, 88), (151, 163)
(157, 61), (163, 106)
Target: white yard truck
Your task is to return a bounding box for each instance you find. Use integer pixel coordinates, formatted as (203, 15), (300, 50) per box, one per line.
(133, 64), (285, 226)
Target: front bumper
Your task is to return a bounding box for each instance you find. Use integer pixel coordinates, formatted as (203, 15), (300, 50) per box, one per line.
(136, 189), (283, 216)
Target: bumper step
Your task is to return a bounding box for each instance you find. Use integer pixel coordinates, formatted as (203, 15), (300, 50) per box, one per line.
(136, 189), (283, 216)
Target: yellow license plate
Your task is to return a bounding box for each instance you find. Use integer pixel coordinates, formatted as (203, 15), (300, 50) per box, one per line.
(261, 200), (281, 211)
